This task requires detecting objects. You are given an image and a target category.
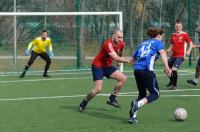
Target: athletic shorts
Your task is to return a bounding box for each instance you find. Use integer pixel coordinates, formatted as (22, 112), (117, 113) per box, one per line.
(91, 65), (117, 81)
(197, 56), (200, 66)
(168, 57), (184, 69)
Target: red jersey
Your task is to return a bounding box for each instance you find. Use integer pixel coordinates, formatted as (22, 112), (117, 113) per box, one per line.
(170, 32), (191, 57)
(92, 38), (125, 68)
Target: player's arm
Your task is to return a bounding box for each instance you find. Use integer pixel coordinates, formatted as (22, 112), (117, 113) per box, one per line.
(159, 49), (171, 77)
(48, 39), (54, 57)
(193, 44), (200, 48)
(166, 44), (172, 53)
(25, 41), (34, 56)
(27, 42), (33, 50)
(109, 52), (130, 64)
(186, 41), (194, 56)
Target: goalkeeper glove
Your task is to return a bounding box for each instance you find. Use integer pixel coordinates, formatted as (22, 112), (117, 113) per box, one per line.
(49, 51), (54, 57)
(25, 49), (30, 56)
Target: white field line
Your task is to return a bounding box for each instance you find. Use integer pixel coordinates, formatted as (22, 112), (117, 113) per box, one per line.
(0, 70), (91, 77)
(0, 89), (199, 102)
(0, 77), (92, 84)
(117, 95), (200, 97)
(0, 73), (194, 84)
(0, 69), (194, 77)
(118, 89), (200, 94)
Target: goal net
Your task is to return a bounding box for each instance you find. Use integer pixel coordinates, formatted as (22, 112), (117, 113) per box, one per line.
(0, 12), (123, 74)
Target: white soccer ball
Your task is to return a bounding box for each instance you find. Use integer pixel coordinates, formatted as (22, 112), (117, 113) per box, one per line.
(174, 108), (188, 121)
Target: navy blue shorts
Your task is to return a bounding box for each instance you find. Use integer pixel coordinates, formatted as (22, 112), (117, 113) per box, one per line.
(197, 56), (200, 66)
(168, 57), (184, 69)
(134, 69), (159, 103)
(92, 65), (117, 81)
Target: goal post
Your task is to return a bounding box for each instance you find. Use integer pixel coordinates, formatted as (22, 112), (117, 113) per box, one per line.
(0, 12), (124, 73)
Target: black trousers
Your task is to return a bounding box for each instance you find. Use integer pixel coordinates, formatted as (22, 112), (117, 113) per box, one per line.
(134, 69), (160, 103)
(27, 51), (51, 74)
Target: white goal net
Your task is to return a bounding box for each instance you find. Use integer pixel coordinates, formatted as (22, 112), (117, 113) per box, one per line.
(0, 12), (123, 73)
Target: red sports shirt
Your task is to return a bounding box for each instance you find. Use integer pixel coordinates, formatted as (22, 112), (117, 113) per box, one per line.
(92, 38), (125, 68)
(170, 32), (192, 57)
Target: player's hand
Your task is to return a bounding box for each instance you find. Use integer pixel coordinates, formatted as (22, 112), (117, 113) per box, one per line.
(49, 51), (54, 57)
(24, 49), (30, 56)
(186, 50), (191, 56)
(126, 59), (132, 64)
(164, 68), (172, 77)
(116, 62), (120, 67)
(165, 49), (170, 53)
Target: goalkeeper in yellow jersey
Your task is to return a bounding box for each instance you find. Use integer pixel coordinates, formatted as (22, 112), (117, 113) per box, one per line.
(19, 30), (54, 78)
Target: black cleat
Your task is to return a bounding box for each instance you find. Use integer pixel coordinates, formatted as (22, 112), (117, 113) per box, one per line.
(19, 72), (25, 78)
(168, 85), (177, 90)
(107, 99), (121, 108)
(43, 74), (50, 77)
(128, 117), (138, 124)
(187, 80), (197, 86)
(166, 81), (173, 87)
(79, 104), (86, 112)
(128, 101), (139, 122)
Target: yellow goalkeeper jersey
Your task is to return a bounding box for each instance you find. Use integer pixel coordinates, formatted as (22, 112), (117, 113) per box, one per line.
(28, 37), (52, 53)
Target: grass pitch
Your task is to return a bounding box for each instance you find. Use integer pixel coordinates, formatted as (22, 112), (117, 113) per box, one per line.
(0, 68), (199, 132)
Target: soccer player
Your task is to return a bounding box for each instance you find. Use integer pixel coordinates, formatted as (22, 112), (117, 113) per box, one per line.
(79, 29), (131, 112)
(166, 19), (193, 90)
(187, 44), (200, 85)
(187, 27), (200, 86)
(128, 27), (171, 123)
(19, 30), (54, 78)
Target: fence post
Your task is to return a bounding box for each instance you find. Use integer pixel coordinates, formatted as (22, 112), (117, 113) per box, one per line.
(76, 0), (81, 69)
(188, 0), (192, 67)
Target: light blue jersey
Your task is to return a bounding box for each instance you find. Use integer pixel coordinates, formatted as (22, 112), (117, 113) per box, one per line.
(132, 39), (164, 71)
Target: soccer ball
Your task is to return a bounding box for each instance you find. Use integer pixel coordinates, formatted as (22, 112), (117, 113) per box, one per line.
(174, 108), (187, 121)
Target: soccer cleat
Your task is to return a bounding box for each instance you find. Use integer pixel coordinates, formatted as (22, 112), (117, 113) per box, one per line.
(128, 117), (138, 124)
(168, 85), (177, 90)
(187, 80), (197, 86)
(128, 101), (139, 124)
(166, 81), (173, 87)
(43, 74), (50, 77)
(106, 99), (121, 108)
(79, 104), (86, 112)
(19, 72), (25, 78)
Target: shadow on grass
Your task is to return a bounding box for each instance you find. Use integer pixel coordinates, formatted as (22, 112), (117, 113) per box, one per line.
(60, 104), (129, 124)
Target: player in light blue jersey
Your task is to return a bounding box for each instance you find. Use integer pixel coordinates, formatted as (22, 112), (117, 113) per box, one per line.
(128, 27), (171, 123)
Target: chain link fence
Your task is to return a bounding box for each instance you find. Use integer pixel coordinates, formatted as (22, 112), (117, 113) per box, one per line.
(0, 0), (199, 73)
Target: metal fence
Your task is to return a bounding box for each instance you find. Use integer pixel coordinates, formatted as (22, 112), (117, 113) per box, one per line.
(0, 0), (199, 73)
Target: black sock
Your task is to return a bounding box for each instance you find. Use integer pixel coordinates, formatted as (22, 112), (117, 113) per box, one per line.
(109, 94), (116, 102)
(172, 70), (178, 86)
(23, 65), (29, 72)
(80, 99), (88, 107)
(169, 76), (173, 83)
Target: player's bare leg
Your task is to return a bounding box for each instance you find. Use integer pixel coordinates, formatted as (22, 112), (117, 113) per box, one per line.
(79, 80), (103, 112)
(187, 66), (200, 86)
(194, 66), (200, 80)
(107, 70), (127, 108)
(187, 66), (200, 85)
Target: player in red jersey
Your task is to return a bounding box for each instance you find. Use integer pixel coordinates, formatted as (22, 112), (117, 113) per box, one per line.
(166, 19), (193, 90)
(79, 29), (131, 112)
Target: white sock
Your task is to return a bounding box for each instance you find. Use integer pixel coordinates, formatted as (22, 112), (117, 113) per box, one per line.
(193, 78), (199, 83)
(137, 100), (145, 108)
(133, 111), (137, 118)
